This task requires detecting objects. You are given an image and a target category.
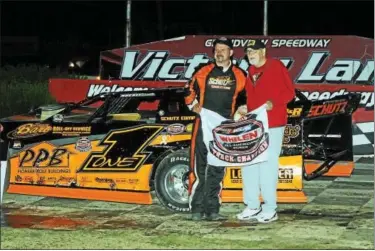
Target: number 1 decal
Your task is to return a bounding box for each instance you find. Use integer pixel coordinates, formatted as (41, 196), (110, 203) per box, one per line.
(79, 125), (164, 172)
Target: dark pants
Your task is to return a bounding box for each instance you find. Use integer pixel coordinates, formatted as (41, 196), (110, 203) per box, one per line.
(189, 117), (226, 214)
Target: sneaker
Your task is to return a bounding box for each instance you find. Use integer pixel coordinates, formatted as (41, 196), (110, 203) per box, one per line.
(256, 212), (278, 223)
(236, 207), (261, 220)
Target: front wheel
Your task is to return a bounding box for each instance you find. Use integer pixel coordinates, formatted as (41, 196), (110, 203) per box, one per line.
(154, 149), (191, 213)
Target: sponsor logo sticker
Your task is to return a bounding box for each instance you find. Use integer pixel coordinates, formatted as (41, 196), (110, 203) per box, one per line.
(166, 124), (185, 135)
(283, 125), (301, 144)
(8, 123), (52, 139)
(75, 137), (92, 152)
(52, 126), (91, 137)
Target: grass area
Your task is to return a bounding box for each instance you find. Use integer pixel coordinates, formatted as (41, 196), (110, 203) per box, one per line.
(0, 64), (83, 118)
(1, 227), (372, 250)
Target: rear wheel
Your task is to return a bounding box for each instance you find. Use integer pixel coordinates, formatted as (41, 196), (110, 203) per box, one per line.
(154, 149), (190, 213)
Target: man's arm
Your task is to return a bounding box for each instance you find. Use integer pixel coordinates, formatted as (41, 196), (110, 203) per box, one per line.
(184, 77), (200, 110)
(233, 67), (248, 117)
(235, 88), (247, 110)
(273, 61), (295, 106)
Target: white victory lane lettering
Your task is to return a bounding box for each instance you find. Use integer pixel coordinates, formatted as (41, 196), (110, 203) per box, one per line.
(87, 84), (148, 97)
(119, 50), (373, 84)
(121, 51), (156, 78)
(143, 52), (167, 79)
(296, 52), (374, 84)
(158, 58), (185, 79)
(120, 51), (210, 80)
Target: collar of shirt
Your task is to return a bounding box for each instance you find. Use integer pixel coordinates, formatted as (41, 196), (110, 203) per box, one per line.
(214, 61), (232, 73)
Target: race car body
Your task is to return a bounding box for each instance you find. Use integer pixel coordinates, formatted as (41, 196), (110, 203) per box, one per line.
(0, 84), (361, 212)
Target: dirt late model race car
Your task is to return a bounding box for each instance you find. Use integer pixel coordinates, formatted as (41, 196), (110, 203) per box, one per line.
(0, 86), (360, 212)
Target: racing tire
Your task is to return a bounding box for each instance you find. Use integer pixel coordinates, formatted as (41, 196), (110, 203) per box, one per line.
(154, 148), (191, 213)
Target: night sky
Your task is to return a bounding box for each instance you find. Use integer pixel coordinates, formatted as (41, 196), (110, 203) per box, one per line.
(1, 0), (374, 67)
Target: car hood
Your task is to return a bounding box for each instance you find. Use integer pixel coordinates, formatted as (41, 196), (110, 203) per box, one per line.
(0, 104), (96, 123)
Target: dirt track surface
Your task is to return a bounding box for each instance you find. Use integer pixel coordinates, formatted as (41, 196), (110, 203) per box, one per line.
(1, 162), (374, 249)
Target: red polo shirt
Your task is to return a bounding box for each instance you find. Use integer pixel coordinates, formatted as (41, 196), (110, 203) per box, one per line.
(246, 58), (295, 128)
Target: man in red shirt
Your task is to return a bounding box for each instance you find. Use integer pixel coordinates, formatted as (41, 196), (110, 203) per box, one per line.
(236, 39), (295, 223)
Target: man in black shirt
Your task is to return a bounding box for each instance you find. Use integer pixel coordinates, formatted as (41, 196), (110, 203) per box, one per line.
(185, 37), (247, 221)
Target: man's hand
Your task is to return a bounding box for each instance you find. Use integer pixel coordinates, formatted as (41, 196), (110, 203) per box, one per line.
(192, 103), (201, 114)
(234, 105), (247, 121)
(236, 105), (248, 116)
(266, 100), (273, 111)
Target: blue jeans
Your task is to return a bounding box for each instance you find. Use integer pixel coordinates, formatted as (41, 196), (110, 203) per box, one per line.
(241, 126), (285, 213)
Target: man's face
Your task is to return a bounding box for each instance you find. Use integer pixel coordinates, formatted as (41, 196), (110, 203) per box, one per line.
(246, 48), (265, 66)
(214, 43), (233, 63)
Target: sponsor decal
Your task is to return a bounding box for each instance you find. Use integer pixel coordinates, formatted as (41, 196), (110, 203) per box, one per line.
(79, 177), (92, 184)
(230, 168), (242, 183)
(170, 156), (189, 163)
(52, 114), (64, 123)
(12, 141), (23, 149)
(167, 203), (190, 212)
(119, 50), (374, 84)
(8, 123), (52, 139)
(16, 142), (71, 174)
(95, 177), (114, 183)
(208, 76), (234, 90)
(37, 177), (46, 185)
(75, 137), (92, 152)
(115, 178), (139, 185)
(229, 167), (295, 184)
(278, 168), (294, 183)
(56, 176), (76, 186)
(307, 100), (348, 117)
(24, 176), (34, 184)
(166, 123), (185, 135)
(185, 123), (193, 133)
(209, 115), (269, 163)
(52, 126), (91, 137)
(283, 125), (301, 144)
(87, 84), (149, 97)
(287, 107), (303, 118)
(79, 125), (163, 172)
(160, 134), (168, 145)
(160, 116), (195, 121)
(47, 177), (57, 182)
(19, 147), (68, 168)
(95, 177), (116, 189)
